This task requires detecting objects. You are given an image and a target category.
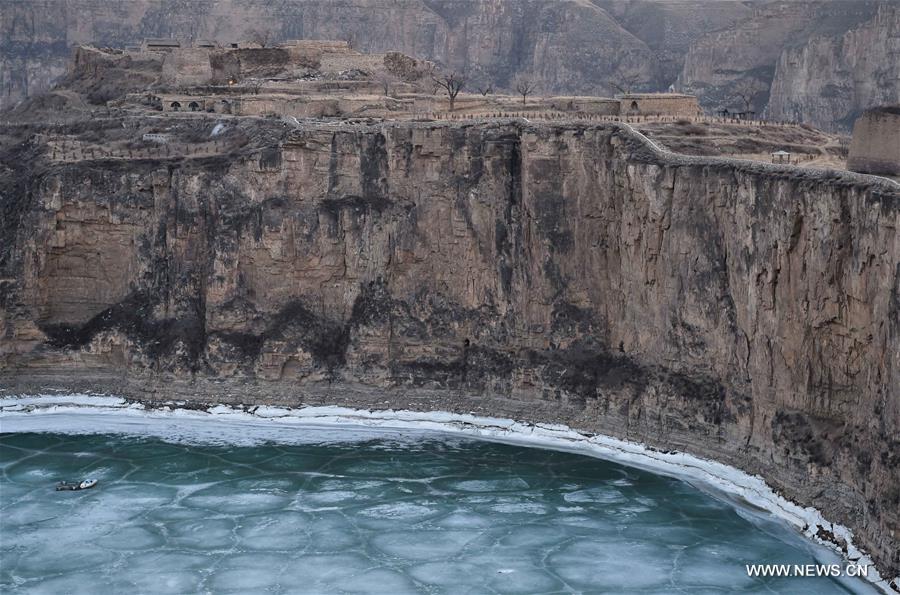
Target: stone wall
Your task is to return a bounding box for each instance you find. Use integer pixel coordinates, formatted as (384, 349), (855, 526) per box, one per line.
(541, 96), (620, 115)
(848, 106), (900, 176)
(282, 40), (352, 52)
(158, 95), (212, 112)
(234, 94), (414, 118)
(621, 94), (699, 116)
(161, 49), (213, 86)
(319, 52), (384, 74)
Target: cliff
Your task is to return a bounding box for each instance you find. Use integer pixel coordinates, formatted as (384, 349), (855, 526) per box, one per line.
(766, 4), (900, 129)
(591, 0), (753, 85)
(677, 0), (892, 129)
(1, 118), (898, 581)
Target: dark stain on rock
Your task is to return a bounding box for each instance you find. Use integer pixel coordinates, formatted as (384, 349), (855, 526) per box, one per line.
(40, 291), (206, 367)
(534, 192), (574, 252)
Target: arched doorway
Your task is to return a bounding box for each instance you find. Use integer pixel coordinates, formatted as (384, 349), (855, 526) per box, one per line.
(188, 101), (200, 112)
(170, 101), (181, 111)
(630, 100), (639, 112)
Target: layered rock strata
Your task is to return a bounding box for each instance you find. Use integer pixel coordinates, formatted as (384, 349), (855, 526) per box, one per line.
(1, 120), (898, 582)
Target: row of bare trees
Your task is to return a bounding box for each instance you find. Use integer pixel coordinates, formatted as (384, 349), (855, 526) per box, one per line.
(429, 72), (538, 110)
(236, 30), (764, 115)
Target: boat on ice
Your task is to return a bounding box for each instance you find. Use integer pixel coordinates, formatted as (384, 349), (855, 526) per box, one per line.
(55, 479), (98, 491)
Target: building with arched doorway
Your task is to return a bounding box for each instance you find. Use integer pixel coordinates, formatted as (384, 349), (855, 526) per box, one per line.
(160, 96), (212, 113)
(618, 94), (700, 117)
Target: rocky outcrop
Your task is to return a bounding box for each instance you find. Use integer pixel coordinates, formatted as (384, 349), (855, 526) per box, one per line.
(766, 4), (900, 129)
(677, 0), (892, 129)
(1, 118), (898, 580)
(591, 0), (754, 86)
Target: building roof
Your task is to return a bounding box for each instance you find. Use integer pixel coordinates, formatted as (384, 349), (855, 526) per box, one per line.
(868, 105), (900, 117)
(620, 93), (696, 99)
(144, 38), (181, 47)
(772, 150), (791, 155)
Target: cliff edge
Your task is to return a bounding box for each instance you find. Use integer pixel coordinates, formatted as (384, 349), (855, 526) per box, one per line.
(1, 119), (898, 582)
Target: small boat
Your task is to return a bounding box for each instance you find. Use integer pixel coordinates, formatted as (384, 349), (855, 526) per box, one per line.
(55, 479), (98, 491)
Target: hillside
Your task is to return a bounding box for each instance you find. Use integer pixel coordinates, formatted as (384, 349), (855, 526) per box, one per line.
(1, 0), (898, 129)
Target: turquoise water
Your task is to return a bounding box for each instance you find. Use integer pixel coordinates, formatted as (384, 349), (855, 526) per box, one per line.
(0, 430), (869, 594)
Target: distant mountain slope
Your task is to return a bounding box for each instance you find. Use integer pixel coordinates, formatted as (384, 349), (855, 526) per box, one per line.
(766, 3), (900, 129)
(591, 0), (754, 85)
(1, 0), (897, 129)
(676, 0), (890, 129)
(0, 0), (657, 110)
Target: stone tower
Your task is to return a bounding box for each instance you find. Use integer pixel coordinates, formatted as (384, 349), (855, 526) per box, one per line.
(847, 106), (900, 176)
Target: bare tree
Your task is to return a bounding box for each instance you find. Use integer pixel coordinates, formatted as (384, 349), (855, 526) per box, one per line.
(243, 79), (264, 95)
(411, 62), (437, 94)
(607, 73), (641, 95)
(432, 71), (465, 111)
(246, 28), (274, 48)
(730, 79), (759, 113)
(466, 65), (493, 97)
(513, 75), (537, 105)
(375, 71), (400, 97)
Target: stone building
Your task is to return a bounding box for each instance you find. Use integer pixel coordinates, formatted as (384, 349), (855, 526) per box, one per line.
(141, 38), (181, 52)
(161, 49), (214, 86)
(847, 106), (900, 176)
(160, 95), (210, 112)
(115, 43), (703, 121)
(619, 93), (700, 117)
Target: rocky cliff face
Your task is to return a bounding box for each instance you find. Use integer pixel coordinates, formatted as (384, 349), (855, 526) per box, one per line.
(3, 0), (897, 130)
(591, 0), (753, 86)
(677, 0), (893, 129)
(1, 118), (898, 579)
(766, 4), (900, 129)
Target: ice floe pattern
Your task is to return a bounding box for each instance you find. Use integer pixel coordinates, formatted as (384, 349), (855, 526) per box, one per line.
(0, 431), (875, 594)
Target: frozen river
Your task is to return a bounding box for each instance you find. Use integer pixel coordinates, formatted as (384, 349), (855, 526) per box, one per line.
(0, 427), (873, 594)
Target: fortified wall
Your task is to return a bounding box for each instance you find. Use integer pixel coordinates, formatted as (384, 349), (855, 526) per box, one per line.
(156, 40), (427, 88)
(160, 48), (214, 86)
(620, 93), (700, 117)
(130, 40), (702, 121)
(848, 106), (900, 176)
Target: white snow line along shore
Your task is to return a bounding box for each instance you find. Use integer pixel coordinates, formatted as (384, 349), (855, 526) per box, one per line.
(0, 393), (895, 593)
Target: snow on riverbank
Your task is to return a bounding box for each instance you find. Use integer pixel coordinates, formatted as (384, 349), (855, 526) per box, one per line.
(1, 393), (894, 593)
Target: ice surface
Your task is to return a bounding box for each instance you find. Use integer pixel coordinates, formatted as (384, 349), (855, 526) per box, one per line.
(371, 530), (481, 560)
(236, 511), (312, 550)
(446, 477), (530, 492)
(0, 407), (885, 594)
(550, 538), (675, 590)
(562, 485), (627, 504)
(332, 568), (419, 594)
